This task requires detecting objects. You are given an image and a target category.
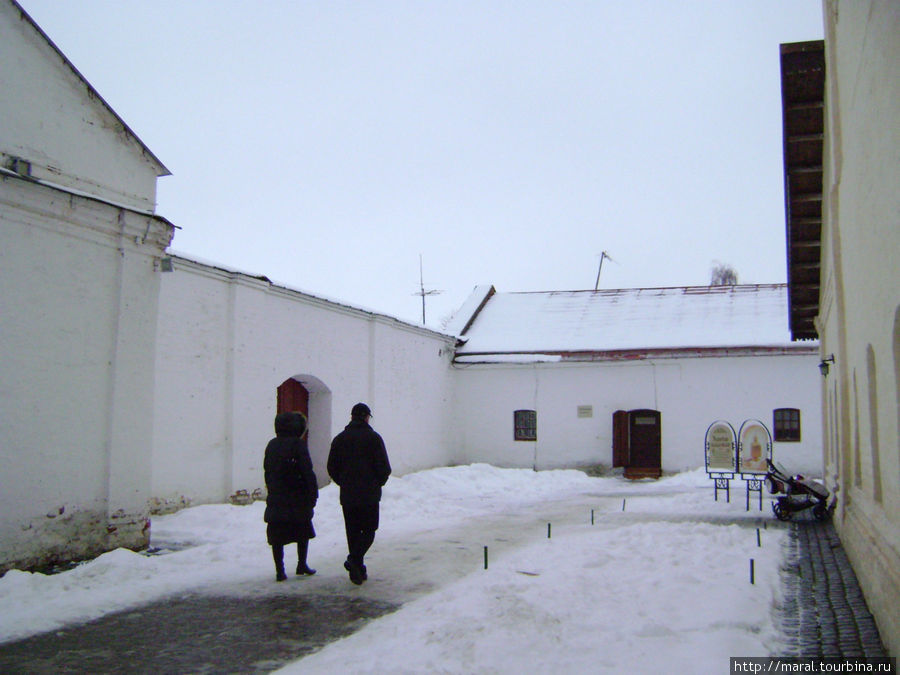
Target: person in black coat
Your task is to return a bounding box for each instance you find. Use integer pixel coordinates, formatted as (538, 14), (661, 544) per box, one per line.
(327, 402), (391, 585)
(264, 411), (318, 581)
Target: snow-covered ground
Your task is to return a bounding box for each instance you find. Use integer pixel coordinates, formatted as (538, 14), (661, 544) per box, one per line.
(0, 464), (790, 673)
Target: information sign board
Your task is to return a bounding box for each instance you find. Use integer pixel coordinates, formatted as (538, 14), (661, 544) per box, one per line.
(738, 419), (772, 475)
(705, 420), (737, 473)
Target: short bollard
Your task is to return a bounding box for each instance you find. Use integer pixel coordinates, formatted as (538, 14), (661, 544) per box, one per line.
(591, 509), (594, 525)
(750, 558), (755, 585)
(756, 528), (761, 547)
(547, 523), (551, 538)
(622, 498), (626, 511)
(484, 546), (488, 570)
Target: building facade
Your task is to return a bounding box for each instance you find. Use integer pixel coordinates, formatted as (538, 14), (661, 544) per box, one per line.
(0, 0), (174, 571)
(782, 0), (899, 654)
(450, 285), (822, 476)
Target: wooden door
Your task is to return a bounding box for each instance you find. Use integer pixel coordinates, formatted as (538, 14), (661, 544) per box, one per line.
(277, 378), (309, 417)
(612, 410), (629, 467)
(625, 409), (661, 479)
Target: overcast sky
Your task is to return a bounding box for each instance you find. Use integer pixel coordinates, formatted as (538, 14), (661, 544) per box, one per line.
(20, 0), (823, 328)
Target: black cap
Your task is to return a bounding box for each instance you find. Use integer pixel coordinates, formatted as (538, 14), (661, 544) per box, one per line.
(351, 402), (372, 418)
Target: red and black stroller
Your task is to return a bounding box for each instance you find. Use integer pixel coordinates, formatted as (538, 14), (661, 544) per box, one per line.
(765, 459), (834, 521)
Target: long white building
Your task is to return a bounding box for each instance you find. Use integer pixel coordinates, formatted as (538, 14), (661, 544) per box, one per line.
(450, 284), (821, 476)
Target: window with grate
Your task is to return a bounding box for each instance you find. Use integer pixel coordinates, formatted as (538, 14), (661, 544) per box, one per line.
(773, 408), (801, 442)
(514, 409), (537, 441)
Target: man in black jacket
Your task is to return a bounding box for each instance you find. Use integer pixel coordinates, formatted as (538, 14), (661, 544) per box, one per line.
(327, 402), (391, 585)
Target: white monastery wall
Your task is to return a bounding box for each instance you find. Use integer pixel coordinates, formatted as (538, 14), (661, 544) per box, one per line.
(820, 0), (900, 654)
(152, 256), (457, 510)
(0, 177), (173, 572)
(0, 1), (163, 212)
(453, 352), (822, 475)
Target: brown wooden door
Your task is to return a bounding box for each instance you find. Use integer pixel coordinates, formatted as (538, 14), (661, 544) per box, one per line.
(277, 378), (309, 417)
(625, 409), (661, 478)
(612, 410), (629, 467)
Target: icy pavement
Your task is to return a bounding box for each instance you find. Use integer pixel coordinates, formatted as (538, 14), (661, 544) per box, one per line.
(0, 591), (397, 673)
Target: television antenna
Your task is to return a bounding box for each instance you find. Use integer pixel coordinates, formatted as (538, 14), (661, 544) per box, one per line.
(594, 251), (617, 290)
(413, 254), (442, 325)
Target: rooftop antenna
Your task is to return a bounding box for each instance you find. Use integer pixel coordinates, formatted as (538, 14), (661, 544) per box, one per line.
(594, 251), (617, 290)
(413, 254), (442, 325)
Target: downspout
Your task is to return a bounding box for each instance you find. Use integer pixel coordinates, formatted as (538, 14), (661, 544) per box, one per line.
(223, 276), (237, 499)
(651, 360), (659, 410)
(103, 209), (127, 526)
(532, 363), (539, 471)
(367, 317), (377, 406)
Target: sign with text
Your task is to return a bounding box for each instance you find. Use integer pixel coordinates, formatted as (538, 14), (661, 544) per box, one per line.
(737, 419), (772, 474)
(705, 420), (737, 473)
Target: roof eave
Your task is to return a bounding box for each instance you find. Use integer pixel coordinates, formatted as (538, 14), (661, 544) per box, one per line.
(780, 40), (825, 341)
(455, 344), (819, 364)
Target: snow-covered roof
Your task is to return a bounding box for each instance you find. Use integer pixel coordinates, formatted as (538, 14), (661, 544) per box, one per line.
(443, 284), (494, 336)
(454, 284), (815, 361)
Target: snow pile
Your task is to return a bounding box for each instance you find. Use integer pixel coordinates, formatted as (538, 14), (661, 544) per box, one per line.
(0, 464), (789, 673)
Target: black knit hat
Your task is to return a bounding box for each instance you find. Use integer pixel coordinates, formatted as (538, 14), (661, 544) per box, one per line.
(275, 411), (307, 437)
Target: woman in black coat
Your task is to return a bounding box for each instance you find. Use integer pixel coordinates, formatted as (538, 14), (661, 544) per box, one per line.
(264, 411), (318, 581)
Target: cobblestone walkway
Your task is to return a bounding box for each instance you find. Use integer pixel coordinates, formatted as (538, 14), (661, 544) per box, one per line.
(780, 518), (887, 658)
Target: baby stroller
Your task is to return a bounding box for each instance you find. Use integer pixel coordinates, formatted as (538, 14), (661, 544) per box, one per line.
(765, 459), (833, 521)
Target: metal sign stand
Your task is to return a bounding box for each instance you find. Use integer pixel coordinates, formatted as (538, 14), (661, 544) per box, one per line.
(744, 477), (764, 511)
(711, 474), (733, 502)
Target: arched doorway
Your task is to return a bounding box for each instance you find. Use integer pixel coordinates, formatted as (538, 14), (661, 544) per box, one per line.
(275, 375), (332, 487)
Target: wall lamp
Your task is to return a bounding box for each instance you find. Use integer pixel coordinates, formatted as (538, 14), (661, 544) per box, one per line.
(819, 354), (835, 377)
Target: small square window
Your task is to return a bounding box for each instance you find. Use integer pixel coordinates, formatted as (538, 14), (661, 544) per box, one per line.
(773, 408), (801, 442)
(514, 409), (536, 441)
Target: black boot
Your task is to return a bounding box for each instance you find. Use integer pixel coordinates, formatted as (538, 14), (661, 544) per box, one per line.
(296, 540), (316, 575)
(344, 556), (365, 585)
(272, 545), (287, 581)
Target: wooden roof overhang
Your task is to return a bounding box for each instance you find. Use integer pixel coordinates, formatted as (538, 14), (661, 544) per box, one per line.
(780, 41), (825, 340)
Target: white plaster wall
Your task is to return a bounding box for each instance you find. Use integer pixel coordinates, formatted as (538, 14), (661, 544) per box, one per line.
(0, 176), (173, 572)
(820, 0), (900, 655)
(152, 256), (457, 508)
(452, 353), (823, 476)
(150, 263), (232, 507)
(0, 2), (163, 212)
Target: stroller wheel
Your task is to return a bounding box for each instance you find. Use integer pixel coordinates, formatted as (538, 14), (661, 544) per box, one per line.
(813, 502), (829, 521)
(773, 501), (792, 521)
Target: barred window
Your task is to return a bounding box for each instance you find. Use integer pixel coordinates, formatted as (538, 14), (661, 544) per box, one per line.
(773, 408), (801, 442)
(514, 409), (537, 441)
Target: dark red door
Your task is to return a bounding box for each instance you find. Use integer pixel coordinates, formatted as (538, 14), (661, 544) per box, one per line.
(612, 410), (629, 467)
(625, 409), (661, 479)
(277, 378), (309, 417)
